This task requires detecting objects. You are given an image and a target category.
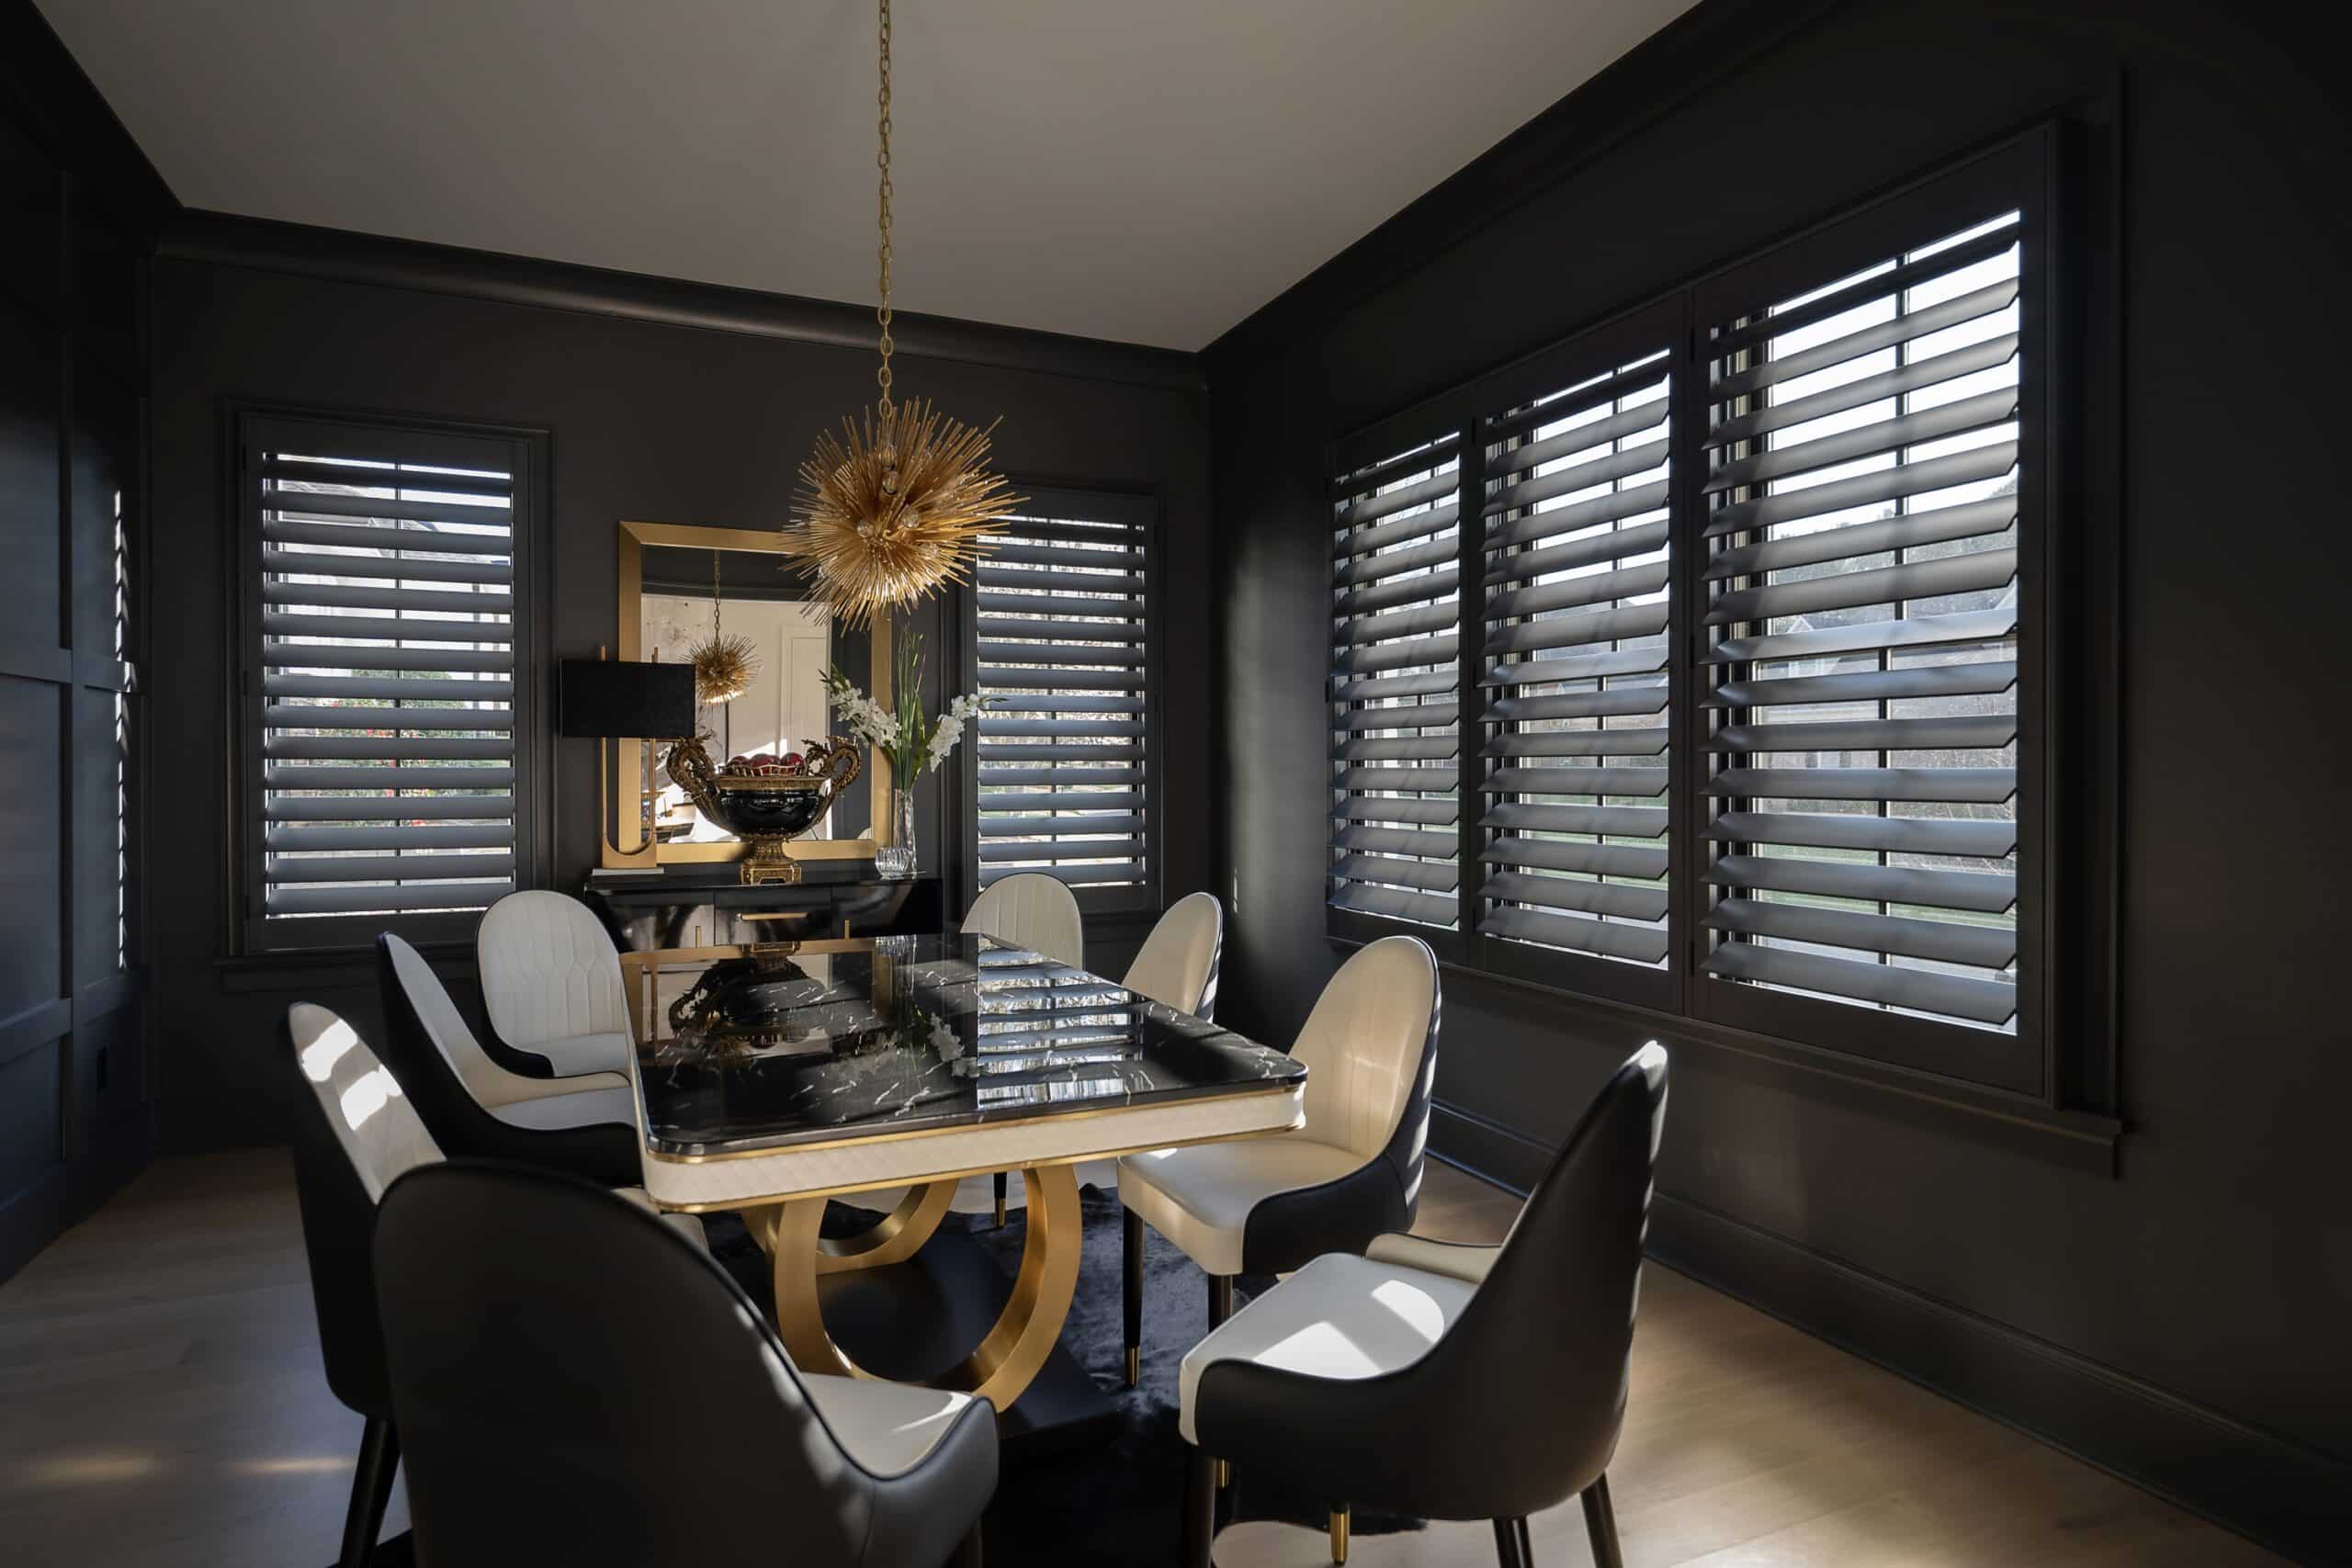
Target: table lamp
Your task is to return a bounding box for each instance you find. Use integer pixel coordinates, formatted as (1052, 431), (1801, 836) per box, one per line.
(560, 659), (695, 870)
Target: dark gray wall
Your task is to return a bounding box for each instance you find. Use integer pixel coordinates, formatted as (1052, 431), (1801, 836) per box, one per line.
(0, 4), (167, 1285)
(146, 244), (1213, 1153)
(1205, 0), (2347, 1555)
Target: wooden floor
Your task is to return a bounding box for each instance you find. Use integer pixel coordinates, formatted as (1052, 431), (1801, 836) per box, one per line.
(0, 1153), (2282, 1568)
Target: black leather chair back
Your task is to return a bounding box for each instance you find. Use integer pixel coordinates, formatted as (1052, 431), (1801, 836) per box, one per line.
(1420, 1043), (1666, 1514)
(374, 1160), (996, 1567)
(1193, 1043), (1665, 1524)
(283, 1007), (393, 1420)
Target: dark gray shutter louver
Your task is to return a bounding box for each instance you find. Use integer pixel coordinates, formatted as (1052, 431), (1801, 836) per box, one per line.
(1699, 213), (2025, 1029)
(1329, 435), (1463, 929)
(1478, 354), (1674, 966)
(256, 441), (518, 921)
(973, 494), (1151, 892)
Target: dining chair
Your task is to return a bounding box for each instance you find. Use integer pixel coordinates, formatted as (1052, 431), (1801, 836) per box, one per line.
(284, 1002), (437, 1568)
(964, 871), (1086, 1220)
(1121, 890), (1224, 1019)
(476, 888), (635, 1077)
(376, 932), (643, 1188)
(1117, 933), (1439, 1387)
(374, 1159), (998, 1568)
(964, 871), (1085, 970)
(1177, 1043), (1668, 1568)
(286, 999), (713, 1567)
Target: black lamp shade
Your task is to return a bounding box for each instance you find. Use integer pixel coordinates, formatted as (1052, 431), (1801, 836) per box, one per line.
(560, 660), (696, 739)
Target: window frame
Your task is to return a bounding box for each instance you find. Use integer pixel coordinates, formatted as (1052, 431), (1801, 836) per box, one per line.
(229, 404), (550, 955)
(952, 480), (1165, 922)
(1321, 125), (2083, 1101)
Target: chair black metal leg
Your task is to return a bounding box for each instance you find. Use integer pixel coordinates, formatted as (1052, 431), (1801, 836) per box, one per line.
(1182, 1449), (1217, 1568)
(1207, 1272), (1234, 1330)
(1491, 1517), (1532, 1568)
(1123, 1209), (1145, 1386)
(951, 1521), (984, 1567)
(339, 1416), (400, 1568)
(993, 1171), (1008, 1227)
(1580, 1474), (1623, 1568)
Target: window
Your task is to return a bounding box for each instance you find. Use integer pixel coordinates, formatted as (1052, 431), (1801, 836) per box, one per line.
(1695, 201), (2032, 1082)
(1328, 433), (1464, 931)
(968, 487), (1156, 905)
(1325, 131), (2054, 1092)
(239, 412), (537, 951)
(1478, 342), (1675, 988)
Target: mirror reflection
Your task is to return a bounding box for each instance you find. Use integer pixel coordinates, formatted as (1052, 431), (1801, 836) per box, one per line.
(639, 544), (834, 844)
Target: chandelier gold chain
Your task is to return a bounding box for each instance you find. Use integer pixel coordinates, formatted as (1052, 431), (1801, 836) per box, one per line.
(875, 0), (894, 411)
(780, 0), (1022, 628)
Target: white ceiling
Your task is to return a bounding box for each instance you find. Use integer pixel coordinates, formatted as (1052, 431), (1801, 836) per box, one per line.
(41, 0), (1695, 351)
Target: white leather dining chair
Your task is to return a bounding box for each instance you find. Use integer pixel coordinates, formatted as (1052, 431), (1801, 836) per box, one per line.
(961, 872), (1090, 1221)
(1116, 933), (1440, 1386)
(962, 872), (1084, 972)
(1121, 890), (1223, 1019)
(376, 933), (645, 1188)
(476, 890), (634, 1077)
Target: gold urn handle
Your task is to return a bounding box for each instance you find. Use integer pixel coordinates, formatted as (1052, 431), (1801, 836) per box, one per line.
(802, 736), (864, 801)
(663, 736), (723, 819)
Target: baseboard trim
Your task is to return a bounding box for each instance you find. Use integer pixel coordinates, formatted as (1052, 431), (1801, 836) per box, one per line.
(0, 1166), (67, 1290)
(1430, 1098), (1551, 1193)
(1646, 1192), (2349, 1565)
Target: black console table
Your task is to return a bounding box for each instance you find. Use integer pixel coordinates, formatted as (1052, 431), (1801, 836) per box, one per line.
(582, 864), (946, 953)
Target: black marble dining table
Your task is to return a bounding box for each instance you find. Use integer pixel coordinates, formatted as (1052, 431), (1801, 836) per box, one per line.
(614, 931), (1307, 1417)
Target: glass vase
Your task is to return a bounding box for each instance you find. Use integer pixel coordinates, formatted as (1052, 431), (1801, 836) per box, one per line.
(876, 785), (917, 880)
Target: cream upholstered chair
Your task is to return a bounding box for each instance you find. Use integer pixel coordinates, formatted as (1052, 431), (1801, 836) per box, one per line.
(282, 1004), (702, 1568)
(376, 933), (643, 1188)
(963, 872), (1087, 1222)
(963, 872), (1085, 970)
(476, 890), (634, 1077)
(1121, 890), (1223, 1019)
(1177, 1043), (1668, 1568)
(1117, 933), (1439, 1385)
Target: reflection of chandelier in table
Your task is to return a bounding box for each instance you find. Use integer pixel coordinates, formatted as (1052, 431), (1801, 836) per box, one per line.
(780, 0), (1019, 627)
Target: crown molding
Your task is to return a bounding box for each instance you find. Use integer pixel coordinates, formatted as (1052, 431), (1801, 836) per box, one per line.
(157, 209), (1206, 394)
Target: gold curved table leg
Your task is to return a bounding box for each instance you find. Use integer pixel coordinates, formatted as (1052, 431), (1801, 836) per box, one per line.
(770, 1163), (1083, 1412)
(746, 1180), (957, 1272)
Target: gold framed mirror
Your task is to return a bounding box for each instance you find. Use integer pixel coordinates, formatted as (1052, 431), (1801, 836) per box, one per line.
(606, 519), (898, 870)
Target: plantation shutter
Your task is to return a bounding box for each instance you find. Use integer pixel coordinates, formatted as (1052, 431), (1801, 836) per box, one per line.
(1477, 350), (1674, 967)
(1329, 434), (1464, 929)
(1698, 209), (2028, 1032)
(247, 417), (526, 940)
(971, 490), (1153, 896)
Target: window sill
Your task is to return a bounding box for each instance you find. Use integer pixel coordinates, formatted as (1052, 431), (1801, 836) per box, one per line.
(1329, 933), (2122, 1175)
(213, 942), (473, 994)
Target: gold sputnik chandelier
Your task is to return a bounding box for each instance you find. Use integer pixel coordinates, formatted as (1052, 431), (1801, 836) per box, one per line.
(688, 549), (759, 704)
(782, 0), (1021, 627)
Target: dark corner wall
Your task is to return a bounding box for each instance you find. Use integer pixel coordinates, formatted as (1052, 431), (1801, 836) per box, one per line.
(0, 6), (170, 1283)
(143, 229), (1214, 1155)
(1204, 0), (2347, 1560)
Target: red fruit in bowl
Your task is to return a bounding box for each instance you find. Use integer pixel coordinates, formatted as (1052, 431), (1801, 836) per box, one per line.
(781, 751), (805, 772)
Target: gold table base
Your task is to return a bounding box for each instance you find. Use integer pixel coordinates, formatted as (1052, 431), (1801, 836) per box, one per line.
(752, 1164), (1082, 1412)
